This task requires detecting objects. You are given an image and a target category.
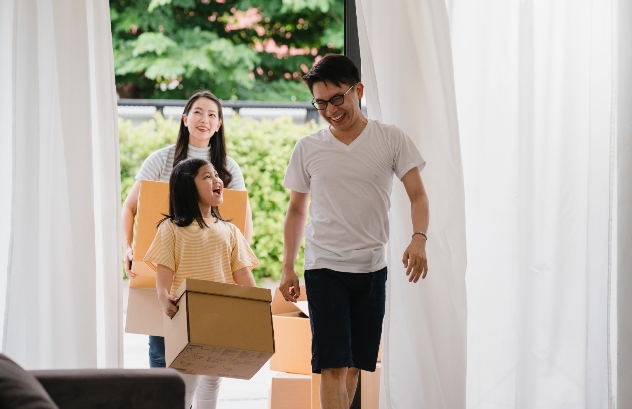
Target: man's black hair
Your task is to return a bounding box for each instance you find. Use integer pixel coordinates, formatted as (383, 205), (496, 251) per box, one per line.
(302, 54), (361, 93)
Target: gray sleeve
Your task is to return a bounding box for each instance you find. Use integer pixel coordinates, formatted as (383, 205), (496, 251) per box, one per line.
(135, 149), (168, 181)
(226, 157), (246, 190)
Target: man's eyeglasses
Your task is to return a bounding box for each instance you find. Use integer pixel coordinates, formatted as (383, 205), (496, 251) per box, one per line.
(311, 83), (357, 110)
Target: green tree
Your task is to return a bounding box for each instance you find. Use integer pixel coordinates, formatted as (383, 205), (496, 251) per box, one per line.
(110, 0), (343, 101)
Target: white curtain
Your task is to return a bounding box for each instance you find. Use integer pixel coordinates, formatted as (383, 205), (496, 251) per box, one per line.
(358, 0), (620, 407)
(0, 0), (123, 369)
(356, 0), (468, 408)
(448, 0), (616, 407)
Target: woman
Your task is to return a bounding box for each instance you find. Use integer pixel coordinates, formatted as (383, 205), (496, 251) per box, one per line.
(121, 90), (253, 368)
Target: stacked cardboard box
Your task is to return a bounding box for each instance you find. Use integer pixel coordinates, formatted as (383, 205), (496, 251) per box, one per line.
(268, 286), (383, 408)
(268, 287), (312, 409)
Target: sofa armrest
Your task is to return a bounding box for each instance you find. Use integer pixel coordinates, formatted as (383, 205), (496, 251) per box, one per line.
(30, 368), (185, 409)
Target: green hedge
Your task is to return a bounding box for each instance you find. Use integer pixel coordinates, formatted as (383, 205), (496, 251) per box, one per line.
(120, 113), (320, 281)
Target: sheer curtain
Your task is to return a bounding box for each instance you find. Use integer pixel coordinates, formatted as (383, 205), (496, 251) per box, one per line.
(357, 0), (620, 407)
(0, 0), (122, 369)
(448, 0), (616, 407)
(356, 0), (468, 408)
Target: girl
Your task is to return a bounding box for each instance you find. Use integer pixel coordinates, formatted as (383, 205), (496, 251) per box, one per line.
(121, 90), (254, 368)
(143, 157), (258, 409)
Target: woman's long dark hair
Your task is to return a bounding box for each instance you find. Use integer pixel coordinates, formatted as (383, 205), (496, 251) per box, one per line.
(159, 158), (224, 229)
(174, 90), (233, 188)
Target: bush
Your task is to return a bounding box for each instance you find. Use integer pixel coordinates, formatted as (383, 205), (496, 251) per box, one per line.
(119, 113), (320, 281)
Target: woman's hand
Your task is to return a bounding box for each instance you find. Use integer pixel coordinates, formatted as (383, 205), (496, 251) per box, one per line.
(124, 247), (136, 278)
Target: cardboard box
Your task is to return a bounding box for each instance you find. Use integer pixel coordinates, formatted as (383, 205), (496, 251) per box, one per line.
(164, 278), (274, 379)
(125, 287), (164, 336)
(361, 363), (381, 409)
(311, 373), (320, 409)
(130, 180), (248, 285)
(125, 180), (249, 336)
(269, 373), (311, 409)
(269, 286), (312, 375)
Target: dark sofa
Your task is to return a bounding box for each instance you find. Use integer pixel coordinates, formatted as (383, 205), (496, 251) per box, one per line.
(0, 353), (185, 409)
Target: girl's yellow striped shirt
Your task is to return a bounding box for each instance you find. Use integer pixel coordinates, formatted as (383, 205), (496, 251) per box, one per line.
(143, 218), (258, 295)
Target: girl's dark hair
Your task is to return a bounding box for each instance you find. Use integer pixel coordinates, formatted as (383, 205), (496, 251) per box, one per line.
(173, 90), (233, 188)
(302, 54), (361, 93)
(160, 158), (224, 229)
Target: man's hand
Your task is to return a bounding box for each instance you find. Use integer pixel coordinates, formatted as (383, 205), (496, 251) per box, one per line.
(402, 235), (428, 283)
(279, 267), (300, 303)
(124, 247), (137, 279)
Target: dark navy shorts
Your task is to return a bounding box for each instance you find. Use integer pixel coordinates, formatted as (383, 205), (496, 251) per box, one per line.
(304, 267), (387, 374)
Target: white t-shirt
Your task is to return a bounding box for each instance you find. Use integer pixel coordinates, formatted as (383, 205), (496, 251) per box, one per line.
(283, 119), (425, 273)
(135, 144), (246, 190)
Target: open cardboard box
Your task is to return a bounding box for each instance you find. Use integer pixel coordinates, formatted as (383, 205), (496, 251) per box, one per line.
(269, 286), (312, 375)
(164, 278), (274, 379)
(125, 180), (249, 336)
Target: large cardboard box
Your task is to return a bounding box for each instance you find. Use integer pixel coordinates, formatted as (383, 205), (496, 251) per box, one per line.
(125, 180), (249, 336)
(269, 373), (311, 409)
(269, 287), (312, 375)
(164, 278), (274, 379)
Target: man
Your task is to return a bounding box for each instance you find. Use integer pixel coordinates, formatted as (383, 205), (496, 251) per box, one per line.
(280, 54), (429, 409)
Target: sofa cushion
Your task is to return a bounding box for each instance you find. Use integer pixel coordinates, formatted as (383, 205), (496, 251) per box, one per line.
(0, 353), (59, 409)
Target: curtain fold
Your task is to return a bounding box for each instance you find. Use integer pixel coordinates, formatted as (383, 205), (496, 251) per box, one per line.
(0, 0), (122, 369)
(448, 0), (615, 407)
(356, 0), (468, 408)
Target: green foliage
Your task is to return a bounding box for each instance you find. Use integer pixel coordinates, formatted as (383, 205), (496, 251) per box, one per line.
(110, 0), (343, 100)
(119, 113), (321, 281)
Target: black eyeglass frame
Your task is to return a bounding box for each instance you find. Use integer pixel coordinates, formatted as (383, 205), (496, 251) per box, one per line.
(311, 83), (358, 110)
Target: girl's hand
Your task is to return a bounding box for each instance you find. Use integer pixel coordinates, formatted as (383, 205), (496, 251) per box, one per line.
(159, 293), (179, 318)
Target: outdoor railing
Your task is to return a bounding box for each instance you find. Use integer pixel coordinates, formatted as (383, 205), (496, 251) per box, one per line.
(117, 99), (321, 123)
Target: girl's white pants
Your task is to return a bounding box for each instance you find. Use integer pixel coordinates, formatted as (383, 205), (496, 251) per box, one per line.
(181, 374), (222, 409)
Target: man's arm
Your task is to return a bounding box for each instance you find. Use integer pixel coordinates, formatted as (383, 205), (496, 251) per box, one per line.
(401, 168), (430, 283)
(280, 190), (309, 302)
